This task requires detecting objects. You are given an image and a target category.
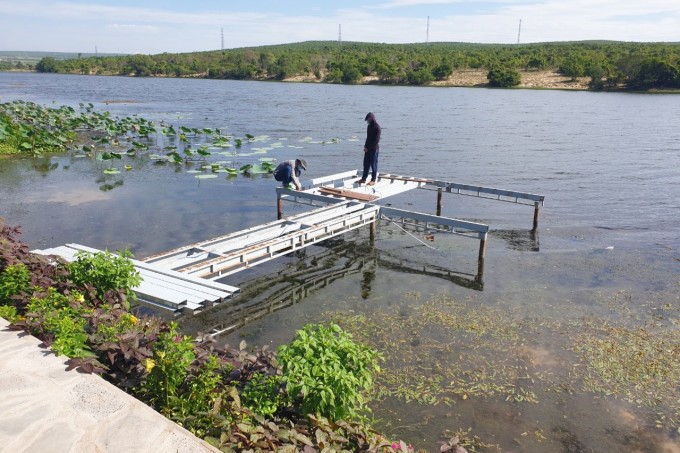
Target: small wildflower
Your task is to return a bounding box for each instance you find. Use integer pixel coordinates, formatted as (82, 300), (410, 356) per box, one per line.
(127, 314), (139, 325)
(145, 358), (155, 373)
(75, 294), (85, 303)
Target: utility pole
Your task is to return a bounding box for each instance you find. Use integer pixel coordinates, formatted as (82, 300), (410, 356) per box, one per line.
(426, 16), (430, 43)
(517, 19), (522, 44)
(221, 28), (224, 50)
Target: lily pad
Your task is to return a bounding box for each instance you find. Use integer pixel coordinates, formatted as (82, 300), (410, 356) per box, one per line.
(247, 164), (270, 174)
(103, 168), (120, 175)
(195, 174), (218, 179)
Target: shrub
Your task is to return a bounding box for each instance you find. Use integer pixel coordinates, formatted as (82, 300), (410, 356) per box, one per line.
(67, 249), (141, 307)
(277, 322), (382, 421)
(487, 67), (521, 87)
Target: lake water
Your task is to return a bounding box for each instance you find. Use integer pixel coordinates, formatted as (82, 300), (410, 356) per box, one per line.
(1, 72), (679, 452)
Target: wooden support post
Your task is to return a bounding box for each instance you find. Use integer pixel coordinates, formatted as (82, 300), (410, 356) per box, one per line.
(476, 257), (485, 286)
(436, 187), (443, 216)
(478, 233), (487, 260)
(369, 220), (377, 244)
(277, 195), (283, 220)
(532, 202), (540, 231)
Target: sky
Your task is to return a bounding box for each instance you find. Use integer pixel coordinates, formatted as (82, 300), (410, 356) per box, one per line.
(1, 0), (679, 55)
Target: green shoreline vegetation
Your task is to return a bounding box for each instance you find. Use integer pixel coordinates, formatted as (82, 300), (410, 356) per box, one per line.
(8, 40), (677, 91)
(0, 221), (421, 452)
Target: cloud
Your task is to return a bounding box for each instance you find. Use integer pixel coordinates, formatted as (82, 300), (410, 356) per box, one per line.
(106, 24), (159, 33)
(0, 0), (677, 53)
(374, 0), (466, 8)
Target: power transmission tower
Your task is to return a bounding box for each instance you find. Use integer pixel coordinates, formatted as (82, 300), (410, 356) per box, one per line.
(426, 16), (430, 43)
(338, 24), (342, 42)
(517, 19), (522, 44)
(221, 28), (224, 50)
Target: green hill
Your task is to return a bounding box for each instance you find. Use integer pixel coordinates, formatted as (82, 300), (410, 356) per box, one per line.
(10, 40), (680, 91)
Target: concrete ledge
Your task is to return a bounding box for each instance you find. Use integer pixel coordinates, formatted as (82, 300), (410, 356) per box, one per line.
(0, 317), (219, 453)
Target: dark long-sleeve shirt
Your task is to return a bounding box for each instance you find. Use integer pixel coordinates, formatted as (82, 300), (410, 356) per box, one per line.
(364, 113), (381, 152)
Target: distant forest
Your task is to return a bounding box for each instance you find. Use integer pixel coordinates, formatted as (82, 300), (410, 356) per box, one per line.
(22, 41), (680, 90)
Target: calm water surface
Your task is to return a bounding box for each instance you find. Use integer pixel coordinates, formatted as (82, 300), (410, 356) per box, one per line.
(1, 72), (679, 452)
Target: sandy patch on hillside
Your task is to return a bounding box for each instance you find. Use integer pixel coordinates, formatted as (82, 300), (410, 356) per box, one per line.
(284, 70), (590, 90)
(430, 69), (589, 89)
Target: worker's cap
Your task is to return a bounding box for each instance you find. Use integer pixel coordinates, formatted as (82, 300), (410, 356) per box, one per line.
(296, 159), (307, 171)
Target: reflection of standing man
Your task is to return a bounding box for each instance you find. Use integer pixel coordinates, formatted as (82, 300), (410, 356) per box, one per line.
(357, 112), (381, 186)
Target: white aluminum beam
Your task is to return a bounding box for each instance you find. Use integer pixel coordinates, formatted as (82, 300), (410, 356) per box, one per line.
(379, 206), (489, 239)
(425, 180), (545, 205)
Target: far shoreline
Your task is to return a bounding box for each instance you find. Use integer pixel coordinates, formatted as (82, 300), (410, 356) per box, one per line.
(4, 68), (680, 93)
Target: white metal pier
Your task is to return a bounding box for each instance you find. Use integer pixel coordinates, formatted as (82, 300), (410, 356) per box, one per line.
(32, 170), (544, 315)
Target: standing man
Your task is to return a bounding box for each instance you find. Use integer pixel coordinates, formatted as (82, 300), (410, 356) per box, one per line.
(273, 158), (307, 190)
(357, 112), (381, 186)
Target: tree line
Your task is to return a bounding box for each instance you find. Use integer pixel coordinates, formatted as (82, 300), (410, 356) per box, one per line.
(32, 40), (680, 90)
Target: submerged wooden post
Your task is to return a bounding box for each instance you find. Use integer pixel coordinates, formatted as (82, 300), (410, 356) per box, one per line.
(476, 257), (485, 286)
(277, 195), (283, 220)
(478, 232), (487, 260)
(532, 201), (540, 231)
(436, 188), (443, 216)
(369, 220), (377, 244)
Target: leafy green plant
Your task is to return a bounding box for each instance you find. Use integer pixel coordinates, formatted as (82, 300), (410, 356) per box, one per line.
(94, 310), (140, 342)
(24, 288), (92, 357)
(143, 322), (196, 409)
(241, 372), (284, 418)
(67, 249), (141, 307)
(277, 322), (382, 421)
(0, 305), (19, 323)
(139, 323), (241, 437)
(0, 263), (31, 306)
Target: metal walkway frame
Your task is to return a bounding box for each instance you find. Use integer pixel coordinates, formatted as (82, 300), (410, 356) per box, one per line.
(142, 201), (380, 279)
(276, 170), (544, 260)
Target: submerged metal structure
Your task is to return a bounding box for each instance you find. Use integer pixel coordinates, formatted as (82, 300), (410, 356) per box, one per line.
(33, 170), (544, 315)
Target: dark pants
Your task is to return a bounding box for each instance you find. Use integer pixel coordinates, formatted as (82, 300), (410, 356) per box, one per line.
(273, 162), (293, 186)
(362, 149), (379, 181)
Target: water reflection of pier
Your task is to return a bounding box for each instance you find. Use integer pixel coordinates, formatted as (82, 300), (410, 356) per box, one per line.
(184, 235), (486, 338)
